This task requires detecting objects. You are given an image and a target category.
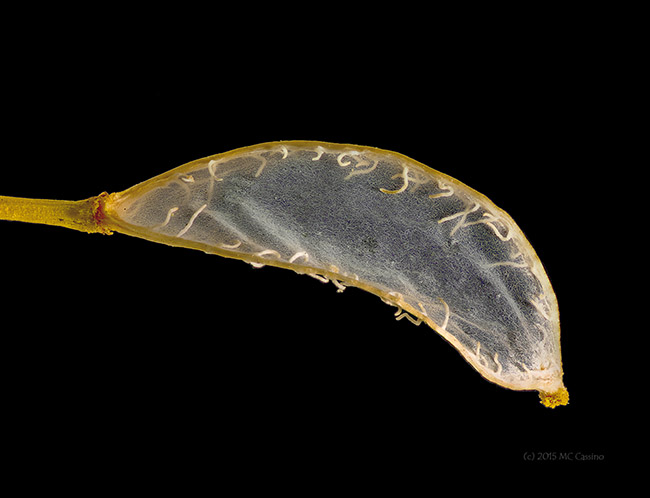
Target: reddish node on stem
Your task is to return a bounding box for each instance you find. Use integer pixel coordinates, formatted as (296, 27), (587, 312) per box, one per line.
(91, 192), (113, 235)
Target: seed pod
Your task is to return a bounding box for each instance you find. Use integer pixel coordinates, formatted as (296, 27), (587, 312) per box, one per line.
(0, 141), (568, 407)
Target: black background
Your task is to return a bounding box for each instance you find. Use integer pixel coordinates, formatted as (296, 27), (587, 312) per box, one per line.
(2, 7), (621, 489)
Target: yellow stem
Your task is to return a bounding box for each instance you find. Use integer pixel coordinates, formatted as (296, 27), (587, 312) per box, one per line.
(0, 192), (113, 235)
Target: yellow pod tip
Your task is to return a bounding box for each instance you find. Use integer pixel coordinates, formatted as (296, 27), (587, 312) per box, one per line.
(539, 387), (569, 408)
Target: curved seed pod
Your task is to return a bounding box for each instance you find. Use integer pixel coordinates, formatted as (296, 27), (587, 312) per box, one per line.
(0, 141), (567, 407)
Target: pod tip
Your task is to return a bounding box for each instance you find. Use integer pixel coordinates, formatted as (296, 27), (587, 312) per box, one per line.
(539, 387), (569, 408)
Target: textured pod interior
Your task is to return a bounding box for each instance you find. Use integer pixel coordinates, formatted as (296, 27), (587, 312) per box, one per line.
(105, 141), (564, 396)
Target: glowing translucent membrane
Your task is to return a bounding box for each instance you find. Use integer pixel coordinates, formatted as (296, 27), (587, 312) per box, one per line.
(103, 142), (566, 406)
(0, 141), (567, 407)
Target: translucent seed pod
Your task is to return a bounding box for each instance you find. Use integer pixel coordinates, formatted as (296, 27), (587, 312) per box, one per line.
(0, 141), (568, 407)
